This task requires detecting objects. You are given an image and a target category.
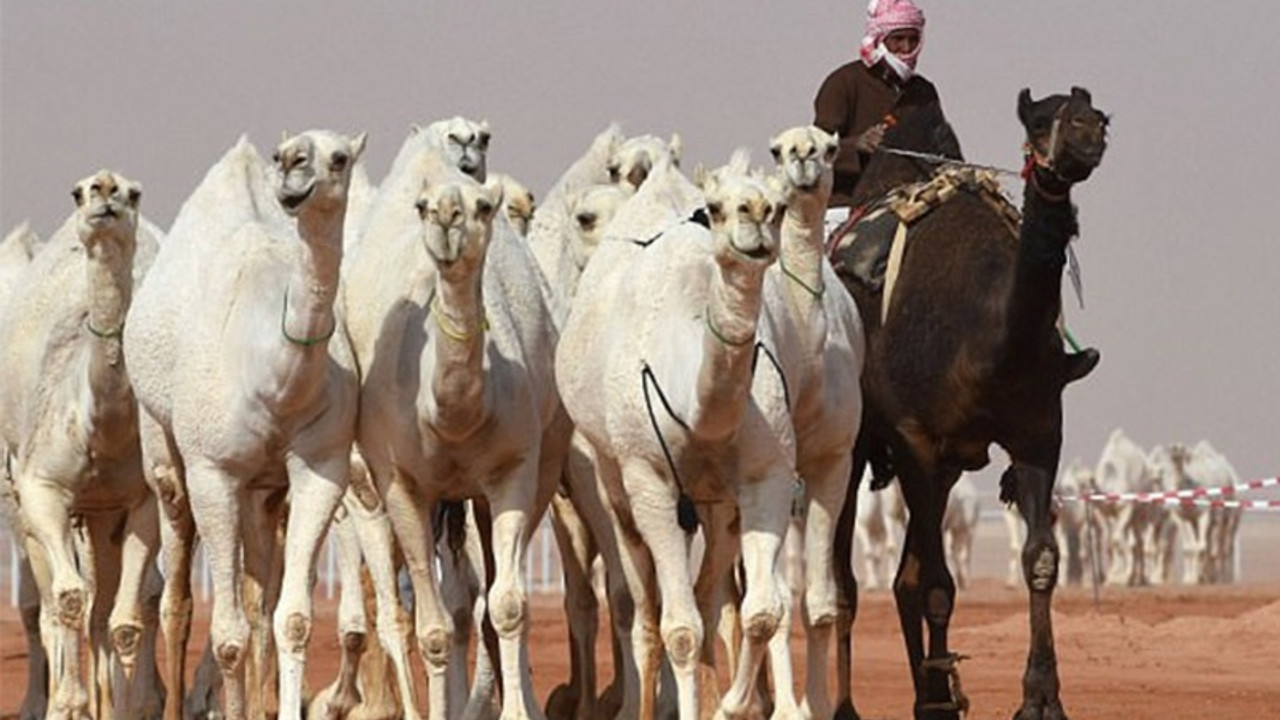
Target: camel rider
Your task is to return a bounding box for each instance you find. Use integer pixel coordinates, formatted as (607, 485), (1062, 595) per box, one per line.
(813, 0), (953, 239)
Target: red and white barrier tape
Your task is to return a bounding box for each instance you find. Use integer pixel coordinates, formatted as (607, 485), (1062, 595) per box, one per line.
(1058, 476), (1280, 511)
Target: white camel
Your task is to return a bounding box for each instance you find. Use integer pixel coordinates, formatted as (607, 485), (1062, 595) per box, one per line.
(556, 153), (795, 720)
(341, 134), (568, 720)
(524, 124), (683, 720)
(719, 125), (862, 720)
(1187, 440), (1243, 583)
(0, 221), (45, 720)
(1093, 428), (1163, 586)
(852, 470), (904, 591)
(0, 171), (161, 720)
(125, 130), (366, 720)
(423, 116), (492, 182)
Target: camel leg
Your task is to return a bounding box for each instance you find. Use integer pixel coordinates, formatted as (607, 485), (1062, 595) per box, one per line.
(691, 502), (737, 720)
(718, 474), (791, 720)
(274, 454), (348, 720)
(186, 461), (252, 720)
(546, 491), (599, 720)
(84, 514), (121, 720)
(309, 502), (368, 720)
(832, 459), (864, 720)
(597, 456), (660, 720)
(16, 475), (91, 720)
(347, 493), (422, 720)
(1004, 507), (1025, 589)
(107, 497), (161, 719)
(383, 478), (454, 720)
(468, 502), (504, 720)
(17, 554), (50, 720)
(140, 417), (197, 720)
(1009, 461), (1069, 720)
(483, 458), (545, 720)
(893, 471), (959, 720)
(622, 461), (702, 720)
(134, 565), (167, 720)
(790, 453), (852, 720)
(241, 488), (285, 720)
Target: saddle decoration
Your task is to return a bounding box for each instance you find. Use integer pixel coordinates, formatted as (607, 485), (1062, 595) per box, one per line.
(863, 166), (1021, 321)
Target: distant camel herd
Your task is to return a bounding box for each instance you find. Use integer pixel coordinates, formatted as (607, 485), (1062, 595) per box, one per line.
(2, 86), (1114, 720)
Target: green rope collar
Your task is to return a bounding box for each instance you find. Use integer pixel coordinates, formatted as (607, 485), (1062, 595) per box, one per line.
(779, 258), (825, 299)
(704, 307), (754, 347)
(281, 288), (336, 347)
(85, 318), (124, 340)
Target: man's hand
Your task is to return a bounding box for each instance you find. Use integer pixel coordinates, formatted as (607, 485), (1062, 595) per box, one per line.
(856, 123), (887, 154)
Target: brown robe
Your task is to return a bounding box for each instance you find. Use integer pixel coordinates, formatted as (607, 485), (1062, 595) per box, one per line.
(813, 60), (943, 207)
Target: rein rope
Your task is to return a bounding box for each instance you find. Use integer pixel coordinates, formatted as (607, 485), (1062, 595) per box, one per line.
(280, 288), (336, 347)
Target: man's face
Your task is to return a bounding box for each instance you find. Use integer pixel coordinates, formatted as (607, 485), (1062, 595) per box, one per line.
(884, 28), (921, 56)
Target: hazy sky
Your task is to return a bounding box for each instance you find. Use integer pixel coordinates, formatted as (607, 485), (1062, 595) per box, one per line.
(2, 2), (1277, 489)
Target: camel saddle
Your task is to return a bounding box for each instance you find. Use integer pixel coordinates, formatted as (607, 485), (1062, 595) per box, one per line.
(828, 165), (1020, 321)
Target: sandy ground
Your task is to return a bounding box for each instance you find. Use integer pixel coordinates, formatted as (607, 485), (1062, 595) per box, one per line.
(3, 514), (1278, 719)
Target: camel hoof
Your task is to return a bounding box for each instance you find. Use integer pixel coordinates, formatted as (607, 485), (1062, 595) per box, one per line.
(913, 704), (960, 720)
(594, 682), (622, 720)
(832, 699), (861, 720)
(1013, 702), (1069, 720)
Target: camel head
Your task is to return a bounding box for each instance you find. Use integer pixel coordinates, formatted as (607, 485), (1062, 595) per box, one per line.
(608, 133), (682, 191)
(702, 165), (783, 271)
(769, 125), (839, 201)
(490, 172), (536, 236)
(566, 183), (629, 270)
(1148, 442), (1193, 491)
(415, 175), (503, 282)
(423, 116), (491, 183)
(1018, 86), (1108, 185)
(72, 170), (141, 257)
(272, 130), (368, 218)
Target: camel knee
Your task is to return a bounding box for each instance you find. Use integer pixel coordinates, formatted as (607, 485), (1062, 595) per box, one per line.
(662, 623), (702, 672)
(55, 586), (88, 629)
(418, 625), (453, 668)
(1023, 540), (1060, 592)
(489, 587), (527, 638)
(111, 621), (145, 666)
(804, 584), (838, 627)
(275, 611), (312, 655)
(741, 607), (781, 644)
(924, 587), (953, 628)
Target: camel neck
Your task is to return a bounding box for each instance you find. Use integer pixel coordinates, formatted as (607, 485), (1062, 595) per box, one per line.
(281, 208), (345, 348)
(83, 235), (135, 370)
(1004, 175), (1079, 362)
(426, 276), (488, 441)
(693, 256), (768, 441)
(779, 204), (828, 301)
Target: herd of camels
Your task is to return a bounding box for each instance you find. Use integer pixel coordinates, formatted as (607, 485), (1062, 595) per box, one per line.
(0, 86), (1109, 720)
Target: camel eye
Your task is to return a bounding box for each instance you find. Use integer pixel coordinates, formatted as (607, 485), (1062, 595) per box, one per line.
(127, 187), (142, 205)
(415, 199), (428, 216)
(331, 152), (349, 171)
(770, 146), (782, 162)
(272, 151), (282, 164)
(72, 187), (84, 205)
(576, 212), (596, 231)
(477, 133), (490, 150)
(737, 203), (750, 216)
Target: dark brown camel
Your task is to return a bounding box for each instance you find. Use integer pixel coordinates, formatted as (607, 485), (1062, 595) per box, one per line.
(830, 87), (1108, 720)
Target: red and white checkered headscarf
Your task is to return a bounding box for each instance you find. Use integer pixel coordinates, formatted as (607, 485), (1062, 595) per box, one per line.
(859, 0), (926, 80)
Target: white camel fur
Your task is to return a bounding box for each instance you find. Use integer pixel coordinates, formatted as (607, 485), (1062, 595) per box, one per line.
(556, 152), (798, 720)
(341, 134), (569, 720)
(0, 171), (160, 720)
(124, 130), (366, 720)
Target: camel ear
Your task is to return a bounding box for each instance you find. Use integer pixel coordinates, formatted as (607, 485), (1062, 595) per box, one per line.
(1016, 88), (1033, 125)
(1070, 86), (1092, 104)
(281, 130), (291, 145)
(668, 133), (683, 166)
(481, 178), (505, 218)
(350, 132), (368, 162)
(127, 182), (143, 207)
(409, 123), (422, 136)
(692, 163), (709, 189)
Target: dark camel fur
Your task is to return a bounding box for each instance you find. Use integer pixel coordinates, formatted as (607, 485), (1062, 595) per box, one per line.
(832, 87), (1108, 720)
